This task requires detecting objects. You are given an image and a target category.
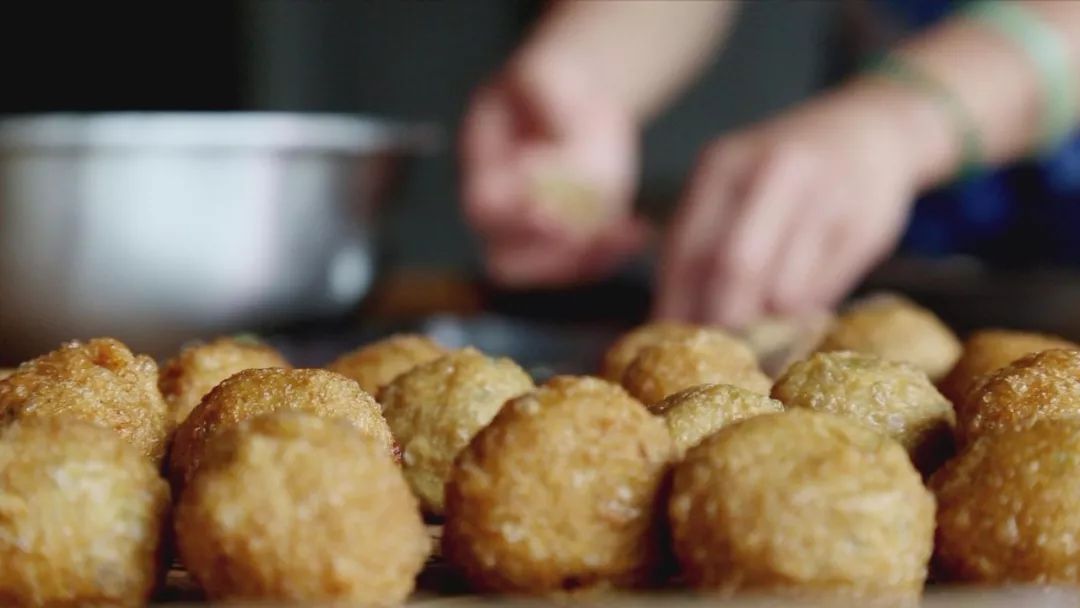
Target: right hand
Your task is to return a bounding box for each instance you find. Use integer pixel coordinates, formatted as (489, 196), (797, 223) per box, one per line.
(460, 57), (649, 288)
(656, 80), (928, 327)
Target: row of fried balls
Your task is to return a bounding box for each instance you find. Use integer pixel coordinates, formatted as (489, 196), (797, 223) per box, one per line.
(2, 295), (1080, 604)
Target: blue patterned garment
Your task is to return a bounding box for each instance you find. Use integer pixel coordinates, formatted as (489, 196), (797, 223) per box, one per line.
(877, 0), (1080, 266)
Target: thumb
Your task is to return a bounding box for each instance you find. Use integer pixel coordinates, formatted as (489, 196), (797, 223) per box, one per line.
(574, 216), (653, 279)
(508, 59), (587, 140)
(595, 215), (653, 255)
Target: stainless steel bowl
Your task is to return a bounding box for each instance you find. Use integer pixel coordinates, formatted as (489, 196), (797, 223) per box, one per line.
(0, 113), (438, 362)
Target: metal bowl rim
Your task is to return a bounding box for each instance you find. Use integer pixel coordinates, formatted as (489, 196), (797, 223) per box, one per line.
(0, 112), (441, 153)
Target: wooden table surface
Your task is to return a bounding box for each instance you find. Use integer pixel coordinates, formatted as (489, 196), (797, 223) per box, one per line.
(161, 526), (1080, 607)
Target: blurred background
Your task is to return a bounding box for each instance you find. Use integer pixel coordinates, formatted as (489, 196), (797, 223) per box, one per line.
(2, 1), (1078, 365)
(0, 1), (834, 270)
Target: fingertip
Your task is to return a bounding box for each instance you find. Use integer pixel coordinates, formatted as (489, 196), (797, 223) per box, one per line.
(594, 216), (653, 258)
(483, 238), (591, 289)
(701, 249), (766, 330)
(460, 84), (514, 168)
(702, 288), (749, 329)
(653, 246), (692, 322)
(652, 292), (687, 322)
(463, 175), (510, 231)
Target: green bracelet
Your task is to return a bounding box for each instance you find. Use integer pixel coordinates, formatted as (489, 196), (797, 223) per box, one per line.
(963, 0), (1077, 157)
(867, 53), (986, 182)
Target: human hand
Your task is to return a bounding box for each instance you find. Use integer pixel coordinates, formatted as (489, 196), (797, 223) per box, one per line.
(460, 57), (649, 287)
(656, 80), (934, 327)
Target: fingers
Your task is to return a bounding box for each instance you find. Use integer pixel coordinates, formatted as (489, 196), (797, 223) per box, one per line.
(462, 67), (642, 290)
(485, 240), (581, 287)
(461, 85), (522, 235)
(768, 199), (834, 314)
(657, 141), (873, 327)
(809, 205), (903, 309)
(653, 85), (923, 323)
(581, 216), (652, 276)
(655, 143), (742, 321)
(701, 148), (810, 326)
(485, 215), (651, 288)
(461, 87), (571, 246)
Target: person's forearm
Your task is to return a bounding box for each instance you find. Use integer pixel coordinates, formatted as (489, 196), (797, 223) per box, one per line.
(514, 0), (736, 123)
(868, 1), (1080, 189)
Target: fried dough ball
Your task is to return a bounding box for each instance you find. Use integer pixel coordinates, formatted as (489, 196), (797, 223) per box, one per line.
(940, 329), (1077, 413)
(771, 351), (954, 473)
(169, 368), (394, 492)
(0, 338), (169, 462)
(328, 334), (447, 397)
(956, 349), (1080, 448)
(816, 294), (961, 383)
(621, 331), (770, 406)
(669, 410), (933, 595)
(601, 322), (699, 382)
(159, 336), (291, 428)
(653, 383), (783, 458)
(0, 369), (13, 381)
(932, 419), (1080, 583)
(443, 376), (673, 593)
(380, 348), (534, 515)
(0, 418), (170, 606)
(175, 412), (428, 604)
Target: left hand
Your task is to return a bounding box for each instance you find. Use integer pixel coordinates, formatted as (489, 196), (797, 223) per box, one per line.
(656, 79), (930, 327)
(460, 55), (648, 288)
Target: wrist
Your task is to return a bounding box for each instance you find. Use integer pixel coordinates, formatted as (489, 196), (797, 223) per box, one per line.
(840, 75), (963, 190)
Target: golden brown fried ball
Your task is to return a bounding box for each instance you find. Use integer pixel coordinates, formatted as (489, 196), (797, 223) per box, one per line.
(940, 329), (1077, 413)
(0, 418), (170, 606)
(169, 368), (394, 492)
(601, 322), (699, 382)
(328, 334), (447, 396)
(159, 336), (291, 428)
(175, 412), (428, 604)
(771, 351), (954, 473)
(621, 331), (770, 406)
(816, 294), (961, 383)
(443, 376), (673, 593)
(380, 348), (534, 515)
(653, 383), (783, 458)
(956, 349), (1080, 448)
(0, 338), (169, 463)
(932, 419), (1080, 583)
(669, 410), (933, 595)
(0, 369), (13, 381)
